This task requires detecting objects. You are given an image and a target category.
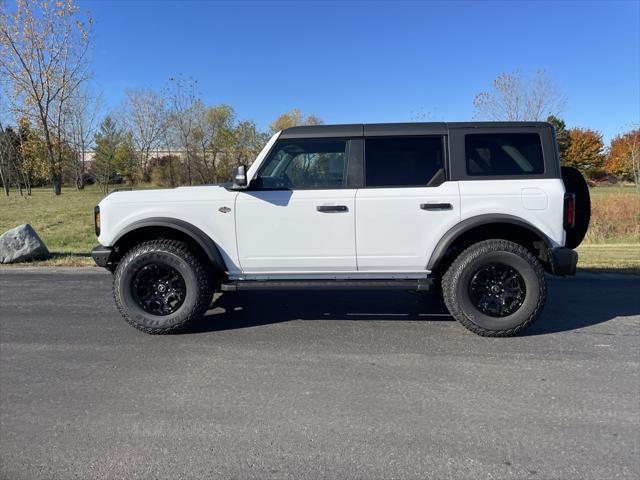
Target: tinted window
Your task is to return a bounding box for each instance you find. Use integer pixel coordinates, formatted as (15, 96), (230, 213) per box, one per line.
(258, 139), (347, 189)
(365, 137), (444, 187)
(465, 133), (544, 176)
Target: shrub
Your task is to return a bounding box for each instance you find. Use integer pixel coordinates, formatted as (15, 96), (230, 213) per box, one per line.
(585, 192), (640, 243)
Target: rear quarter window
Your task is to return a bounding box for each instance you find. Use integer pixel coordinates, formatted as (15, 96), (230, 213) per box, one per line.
(465, 133), (544, 176)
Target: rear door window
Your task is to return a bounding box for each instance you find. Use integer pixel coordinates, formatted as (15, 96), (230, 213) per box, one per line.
(364, 136), (444, 187)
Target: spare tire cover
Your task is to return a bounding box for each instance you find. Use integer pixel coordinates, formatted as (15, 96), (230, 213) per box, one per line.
(561, 166), (591, 249)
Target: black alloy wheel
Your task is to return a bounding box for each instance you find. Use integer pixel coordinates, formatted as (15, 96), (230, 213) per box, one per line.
(468, 263), (526, 317)
(131, 263), (187, 316)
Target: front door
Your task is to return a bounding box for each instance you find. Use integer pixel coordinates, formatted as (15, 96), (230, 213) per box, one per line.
(235, 138), (357, 274)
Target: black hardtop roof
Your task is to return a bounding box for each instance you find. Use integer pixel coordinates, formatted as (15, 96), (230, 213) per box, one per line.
(279, 122), (551, 139)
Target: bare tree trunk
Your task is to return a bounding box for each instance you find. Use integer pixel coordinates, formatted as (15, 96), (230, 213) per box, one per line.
(213, 152), (219, 183)
(52, 173), (62, 195)
(0, 122), (10, 196)
(39, 109), (63, 196)
(202, 145), (208, 181)
(165, 144), (176, 188)
(185, 146), (192, 185)
(79, 139), (87, 189)
(632, 137), (640, 192)
(0, 164), (9, 196)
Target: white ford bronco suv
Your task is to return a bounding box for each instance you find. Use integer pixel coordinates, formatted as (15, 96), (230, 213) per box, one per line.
(92, 122), (590, 336)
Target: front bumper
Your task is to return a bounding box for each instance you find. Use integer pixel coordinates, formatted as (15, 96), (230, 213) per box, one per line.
(549, 247), (578, 276)
(91, 245), (113, 268)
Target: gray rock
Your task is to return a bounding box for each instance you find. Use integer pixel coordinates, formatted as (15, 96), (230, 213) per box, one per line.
(0, 224), (50, 264)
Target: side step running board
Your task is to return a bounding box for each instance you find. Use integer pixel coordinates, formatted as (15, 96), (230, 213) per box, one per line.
(221, 279), (433, 292)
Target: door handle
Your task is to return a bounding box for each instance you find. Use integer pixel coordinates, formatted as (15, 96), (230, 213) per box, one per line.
(316, 205), (348, 213)
(420, 202), (453, 211)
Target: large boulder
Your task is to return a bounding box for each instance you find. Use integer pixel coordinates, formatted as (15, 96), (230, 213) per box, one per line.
(0, 224), (50, 264)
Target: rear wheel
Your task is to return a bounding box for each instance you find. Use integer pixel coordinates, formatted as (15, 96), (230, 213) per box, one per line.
(113, 239), (214, 334)
(442, 239), (546, 336)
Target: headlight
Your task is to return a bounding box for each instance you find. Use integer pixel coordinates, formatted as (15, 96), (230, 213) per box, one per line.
(94, 206), (101, 236)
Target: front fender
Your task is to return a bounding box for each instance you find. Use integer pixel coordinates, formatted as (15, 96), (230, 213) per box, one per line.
(111, 217), (227, 271)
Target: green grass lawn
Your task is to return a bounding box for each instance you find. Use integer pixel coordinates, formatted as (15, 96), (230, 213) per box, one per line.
(1, 183), (639, 272)
(0, 185), (107, 266)
(588, 184), (638, 197)
(576, 244), (640, 273)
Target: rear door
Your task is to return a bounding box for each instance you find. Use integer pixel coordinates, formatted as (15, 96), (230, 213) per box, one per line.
(355, 135), (461, 272)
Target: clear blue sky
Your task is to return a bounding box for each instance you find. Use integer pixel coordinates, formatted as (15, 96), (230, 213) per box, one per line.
(81, 0), (639, 141)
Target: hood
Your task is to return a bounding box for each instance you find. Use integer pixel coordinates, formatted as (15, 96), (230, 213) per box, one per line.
(99, 184), (233, 207)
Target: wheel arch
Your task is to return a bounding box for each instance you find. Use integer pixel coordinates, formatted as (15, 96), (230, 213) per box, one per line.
(427, 214), (554, 275)
(110, 218), (227, 273)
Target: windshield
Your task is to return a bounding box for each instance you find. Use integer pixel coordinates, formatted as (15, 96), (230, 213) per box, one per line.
(245, 132), (281, 181)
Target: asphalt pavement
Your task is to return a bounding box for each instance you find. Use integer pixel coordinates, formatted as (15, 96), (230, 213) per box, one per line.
(1, 268), (639, 479)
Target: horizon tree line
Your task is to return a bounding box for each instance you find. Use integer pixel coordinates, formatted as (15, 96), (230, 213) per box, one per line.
(1, 1), (638, 196)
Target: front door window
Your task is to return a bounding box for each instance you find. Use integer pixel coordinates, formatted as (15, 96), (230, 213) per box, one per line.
(256, 139), (348, 190)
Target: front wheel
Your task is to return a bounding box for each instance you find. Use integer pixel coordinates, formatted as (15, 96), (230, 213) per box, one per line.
(113, 239), (214, 334)
(442, 239), (546, 337)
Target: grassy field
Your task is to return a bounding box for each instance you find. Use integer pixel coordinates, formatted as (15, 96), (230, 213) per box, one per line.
(1, 183), (639, 272)
(0, 185), (106, 266)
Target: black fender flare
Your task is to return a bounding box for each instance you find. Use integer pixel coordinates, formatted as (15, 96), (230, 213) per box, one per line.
(112, 217), (226, 271)
(426, 214), (553, 271)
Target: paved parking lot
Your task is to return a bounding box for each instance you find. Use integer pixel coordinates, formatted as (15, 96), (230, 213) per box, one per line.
(1, 269), (639, 479)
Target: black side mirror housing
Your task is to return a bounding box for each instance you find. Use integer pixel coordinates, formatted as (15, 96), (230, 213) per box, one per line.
(232, 165), (248, 190)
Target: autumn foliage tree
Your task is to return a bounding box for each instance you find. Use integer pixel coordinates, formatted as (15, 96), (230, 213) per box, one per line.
(0, 0), (92, 195)
(269, 108), (322, 133)
(233, 120), (269, 170)
(605, 129), (640, 186)
(565, 128), (605, 179)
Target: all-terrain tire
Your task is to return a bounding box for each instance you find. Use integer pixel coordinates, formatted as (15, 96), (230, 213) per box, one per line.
(442, 239), (546, 337)
(113, 239), (214, 334)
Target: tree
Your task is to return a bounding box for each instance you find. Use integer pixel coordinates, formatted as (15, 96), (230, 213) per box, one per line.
(113, 132), (139, 184)
(66, 88), (102, 189)
(547, 115), (571, 165)
(159, 124), (179, 188)
(473, 70), (565, 121)
(192, 103), (236, 183)
(164, 76), (199, 186)
(0, 0), (92, 195)
(565, 128), (605, 179)
(93, 116), (120, 193)
(233, 120), (269, 169)
(18, 118), (50, 193)
(269, 108), (322, 133)
(606, 128), (640, 186)
(122, 88), (167, 181)
(149, 155), (181, 187)
(0, 121), (20, 195)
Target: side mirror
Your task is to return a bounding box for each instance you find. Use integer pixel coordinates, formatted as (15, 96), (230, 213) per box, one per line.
(232, 165), (248, 189)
